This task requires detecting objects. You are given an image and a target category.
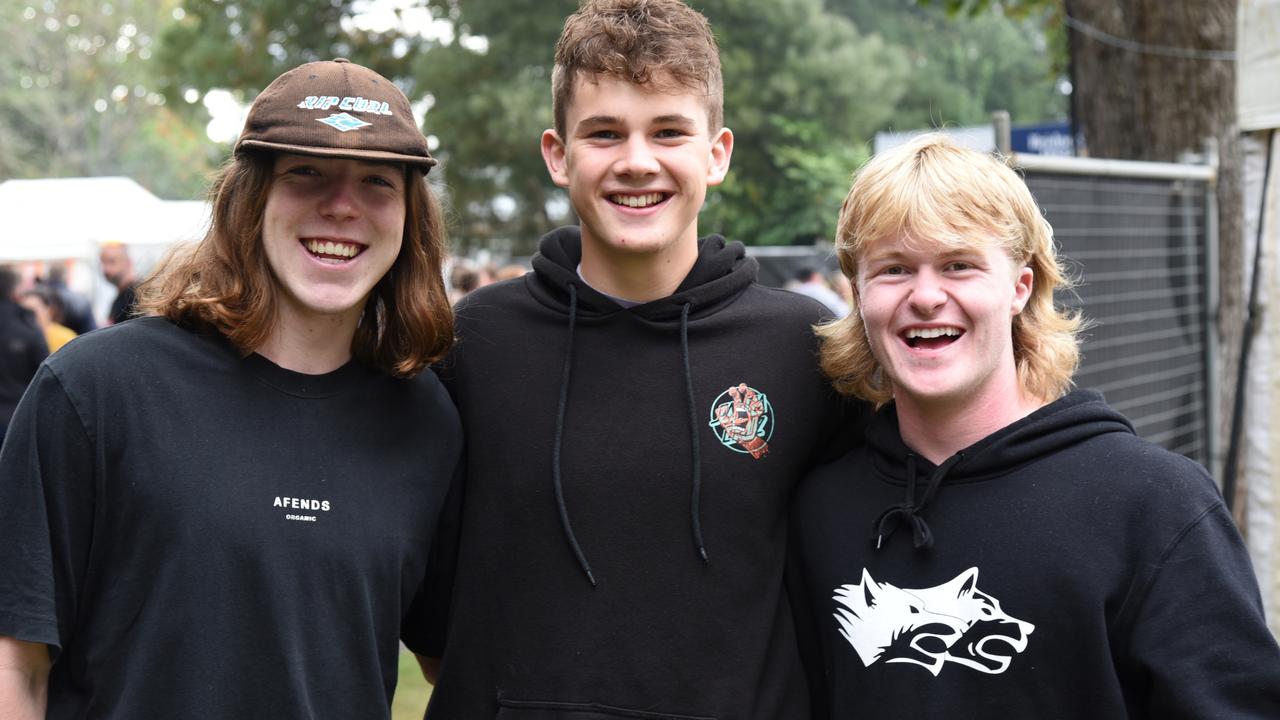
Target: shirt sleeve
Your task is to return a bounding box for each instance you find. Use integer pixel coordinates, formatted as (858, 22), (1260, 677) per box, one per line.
(401, 456), (465, 658)
(0, 365), (95, 660)
(1122, 501), (1280, 718)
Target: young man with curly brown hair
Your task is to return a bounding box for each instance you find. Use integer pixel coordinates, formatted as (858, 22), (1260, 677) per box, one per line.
(425, 1), (860, 717)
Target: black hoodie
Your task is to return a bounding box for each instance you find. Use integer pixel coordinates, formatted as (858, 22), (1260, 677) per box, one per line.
(790, 390), (1280, 719)
(427, 227), (860, 720)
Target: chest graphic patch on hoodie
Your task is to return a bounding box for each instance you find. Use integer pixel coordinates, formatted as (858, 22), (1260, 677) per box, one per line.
(707, 383), (772, 459)
(833, 567), (1034, 676)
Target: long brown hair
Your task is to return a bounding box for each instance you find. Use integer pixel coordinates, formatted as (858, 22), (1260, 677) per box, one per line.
(137, 151), (453, 377)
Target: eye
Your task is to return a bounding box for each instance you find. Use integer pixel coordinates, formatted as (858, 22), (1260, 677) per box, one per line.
(283, 164), (321, 177)
(945, 260), (975, 272)
(365, 174), (398, 189)
(880, 265), (906, 276)
(655, 128), (688, 139)
(588, 129), (620, 140)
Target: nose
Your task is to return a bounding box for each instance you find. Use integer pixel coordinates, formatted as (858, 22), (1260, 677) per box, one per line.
(319, 177), (360, 221)
(908, 267), (947, 314)
(614, 136), (660, 177)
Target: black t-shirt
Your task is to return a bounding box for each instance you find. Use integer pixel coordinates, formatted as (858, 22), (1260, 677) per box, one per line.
(0, 317), (461, 719)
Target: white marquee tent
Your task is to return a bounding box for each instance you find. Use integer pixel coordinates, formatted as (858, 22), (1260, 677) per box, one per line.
(0, 177), (209, 262)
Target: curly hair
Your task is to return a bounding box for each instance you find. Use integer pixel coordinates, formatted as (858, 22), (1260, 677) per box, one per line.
(817, 134), (1083, 406)
(551, 0), (723, 138)
(136, 151), (454, 377)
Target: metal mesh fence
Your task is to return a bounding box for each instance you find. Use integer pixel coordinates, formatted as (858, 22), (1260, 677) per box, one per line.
(1022, 166), (1213, 466)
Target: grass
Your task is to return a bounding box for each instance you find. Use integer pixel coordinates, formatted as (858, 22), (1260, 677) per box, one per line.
(392, 647), (433, 719)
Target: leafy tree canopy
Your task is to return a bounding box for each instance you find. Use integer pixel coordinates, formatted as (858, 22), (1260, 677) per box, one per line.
(141, 0), (1063, 248)
(3, 0), (216, 198)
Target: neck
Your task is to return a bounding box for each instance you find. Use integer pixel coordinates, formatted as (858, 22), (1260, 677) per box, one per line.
(255, 307), (359, 375)
(894, 384), (1045, 465)
(578, 233), (699, 303)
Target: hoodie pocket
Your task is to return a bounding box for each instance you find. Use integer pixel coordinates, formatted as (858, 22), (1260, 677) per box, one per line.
(495, 697), (717, 720)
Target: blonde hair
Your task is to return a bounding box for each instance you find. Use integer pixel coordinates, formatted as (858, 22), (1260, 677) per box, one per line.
(817, 133), (1082, 406)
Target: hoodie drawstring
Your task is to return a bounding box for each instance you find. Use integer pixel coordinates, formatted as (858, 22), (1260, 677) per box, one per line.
(872, 451), (965, 551)
(552, 283), (596, 587)
(681, 302), (709, 563)
(551, 290), (710, 587)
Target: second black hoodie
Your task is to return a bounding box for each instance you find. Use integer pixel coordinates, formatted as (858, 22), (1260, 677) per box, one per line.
(790, 390), (1280, 719)
(427, 227), (860, 720)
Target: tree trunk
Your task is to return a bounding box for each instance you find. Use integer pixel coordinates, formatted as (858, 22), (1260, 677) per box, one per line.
(1066, 0), (1242, 517)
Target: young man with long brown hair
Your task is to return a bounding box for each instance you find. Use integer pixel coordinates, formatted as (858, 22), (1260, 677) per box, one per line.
(425, 1), (860, 717)
(0, 59), (459, 719)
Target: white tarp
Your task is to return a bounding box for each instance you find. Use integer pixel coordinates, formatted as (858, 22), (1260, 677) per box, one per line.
(0, 177), (208, 262)
(1239, 0), (1280, 132)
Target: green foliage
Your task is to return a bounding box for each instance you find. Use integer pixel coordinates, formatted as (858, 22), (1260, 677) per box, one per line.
(829, 0), (1067, 131)
(136, 0), (1064, 249)
(1, 0), (216, 198)
(702, 0), (904, 244)
(154, 0), (431, 100)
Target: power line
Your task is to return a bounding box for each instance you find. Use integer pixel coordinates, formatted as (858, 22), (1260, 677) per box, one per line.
(1064, 13), (1237, 62)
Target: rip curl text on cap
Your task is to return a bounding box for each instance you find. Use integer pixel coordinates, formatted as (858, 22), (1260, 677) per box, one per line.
(235, 58), (436, 169)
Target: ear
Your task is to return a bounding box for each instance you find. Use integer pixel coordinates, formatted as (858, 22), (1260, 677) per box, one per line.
(541, 129), (570, 188)
(859, 568), (881, 606)
(1011, 264), (1033, 316)
(705, 127), (734, 187)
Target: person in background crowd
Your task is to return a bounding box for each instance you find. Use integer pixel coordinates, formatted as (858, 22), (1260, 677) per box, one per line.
(0, 266), (48, 446)
(447, 260), (481, 304)
(0, 58), (459, 719)
(99, 242), (137, 325)
(19, 286), (77, 353)
(423, 1), (864, 717)
(44, 265), (96, 335)
(789, 264), (850, 318)
(790, 133), (1280, 718)
(493, 263), (527, 282)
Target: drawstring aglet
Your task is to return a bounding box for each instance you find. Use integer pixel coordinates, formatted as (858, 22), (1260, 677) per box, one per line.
(876, 535), (884, 550)
(586, 570), (597, 588)
(699, 547), (709, 563)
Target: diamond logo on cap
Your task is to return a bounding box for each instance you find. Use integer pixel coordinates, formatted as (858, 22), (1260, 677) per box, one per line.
(317, 113), (372, 132)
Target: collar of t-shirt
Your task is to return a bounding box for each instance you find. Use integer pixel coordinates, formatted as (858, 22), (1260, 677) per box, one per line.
(576, 264), (642, 308)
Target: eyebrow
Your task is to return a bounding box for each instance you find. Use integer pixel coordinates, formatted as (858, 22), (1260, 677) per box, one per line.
(574, 113), (699, 133)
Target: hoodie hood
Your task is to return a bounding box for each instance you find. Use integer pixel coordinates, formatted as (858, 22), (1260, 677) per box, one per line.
(529, 225), (761, 587)
(868, 389), (1135, 551)
(529, 226), (758, 322)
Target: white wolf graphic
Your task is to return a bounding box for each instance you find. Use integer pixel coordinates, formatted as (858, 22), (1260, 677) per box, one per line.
(833, 567), (1034, 676)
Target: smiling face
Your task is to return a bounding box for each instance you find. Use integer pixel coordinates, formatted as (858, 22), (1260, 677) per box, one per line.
(541, 74), (732, 264)
(262, 153), (406, 331)
(855, 233), (1033, 414)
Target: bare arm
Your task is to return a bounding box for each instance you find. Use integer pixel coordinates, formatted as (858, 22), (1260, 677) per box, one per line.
(0, 637), (50, 720)
(414, 654), (441, 686)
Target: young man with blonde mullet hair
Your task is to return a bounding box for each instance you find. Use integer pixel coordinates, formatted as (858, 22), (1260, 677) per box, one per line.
(0, 59), (460, 718)
(790, 134), (1280, 718)
(425, 0), (860, 717)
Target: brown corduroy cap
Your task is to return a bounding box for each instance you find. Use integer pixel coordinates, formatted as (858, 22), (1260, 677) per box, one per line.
(235, 58), (436, 169)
